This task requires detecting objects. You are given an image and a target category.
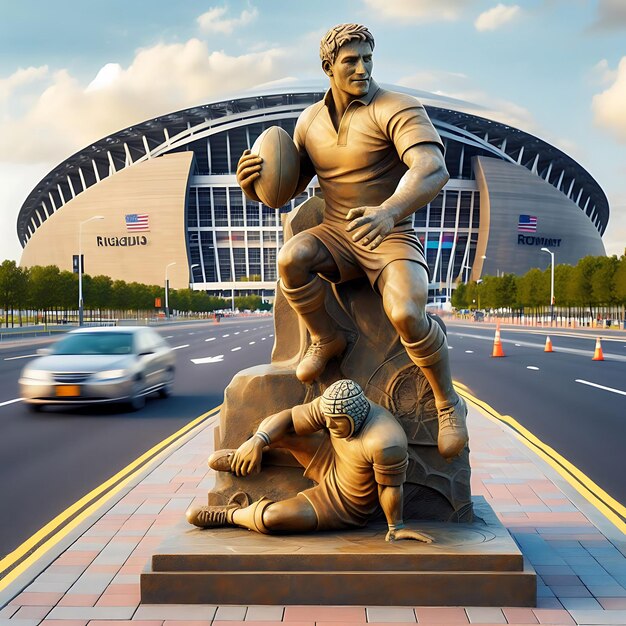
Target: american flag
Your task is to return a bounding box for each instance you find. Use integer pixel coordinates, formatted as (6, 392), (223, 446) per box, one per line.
(518, 214), (537, 232)
(125, 213), (149, 232)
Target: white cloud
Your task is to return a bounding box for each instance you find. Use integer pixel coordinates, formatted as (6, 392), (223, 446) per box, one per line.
(197, 5), (258, 35)
(592, 57), (626, 143)
(474, 4), (521, 32)
(588, 0), (626, 32)
(362, 0), (469, 23)
(0, 66), (48, 102)
(0, 38), (291, 163)
(590, 59), (618, 86)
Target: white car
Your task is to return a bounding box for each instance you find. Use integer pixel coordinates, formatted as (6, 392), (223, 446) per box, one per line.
(19, 326), (175, 412)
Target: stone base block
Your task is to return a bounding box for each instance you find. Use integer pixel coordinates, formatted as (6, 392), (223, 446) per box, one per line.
(140, 497), (536, 606)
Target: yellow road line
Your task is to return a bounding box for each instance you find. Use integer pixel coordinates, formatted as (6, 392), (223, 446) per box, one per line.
(454, 382), (626, 534)
(0, 404), (221, 587)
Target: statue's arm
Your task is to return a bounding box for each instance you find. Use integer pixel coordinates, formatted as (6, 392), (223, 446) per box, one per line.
(378, 483), (434, 544)
(230, 408), (296, 476)
(346, 143), (449, 250)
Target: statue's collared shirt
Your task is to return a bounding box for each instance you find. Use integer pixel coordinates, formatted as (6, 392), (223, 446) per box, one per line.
(294, 80), (444, 228)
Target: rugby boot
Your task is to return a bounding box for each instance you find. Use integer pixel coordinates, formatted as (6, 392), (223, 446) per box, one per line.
(296, 332), (347, 384)
(186, 491), (249, 528)
(208, 448), (236, 472)
(436, 396), (469, 459)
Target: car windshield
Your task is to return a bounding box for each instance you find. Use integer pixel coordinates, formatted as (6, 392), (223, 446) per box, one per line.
(51, 333), (134, 355)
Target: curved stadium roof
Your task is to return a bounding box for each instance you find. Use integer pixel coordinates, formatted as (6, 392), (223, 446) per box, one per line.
(17, 81), (609, 246)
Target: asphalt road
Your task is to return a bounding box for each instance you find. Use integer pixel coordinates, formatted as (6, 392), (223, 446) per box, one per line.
(1, 317), (624, 560)
(0, 317), (274, 559)
(445, 320), (626, 506)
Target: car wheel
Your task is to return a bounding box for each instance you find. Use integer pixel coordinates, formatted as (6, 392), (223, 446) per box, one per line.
(158, 370), (174, 399)
(128, 380), (146, 412)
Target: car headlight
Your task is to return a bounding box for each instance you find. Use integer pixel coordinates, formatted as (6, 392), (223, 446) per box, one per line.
(22, 369), (50, 381)
(91, 369), (128, 381)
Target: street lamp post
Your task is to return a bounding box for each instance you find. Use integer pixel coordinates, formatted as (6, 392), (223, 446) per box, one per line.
(165, 262), (176, 319)
(541, 247), (555, 325)
(78, 215), (104, 326)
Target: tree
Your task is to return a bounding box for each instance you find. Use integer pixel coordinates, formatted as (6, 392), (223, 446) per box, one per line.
(28, 265), (61, 324)
(614, 256), (626, 306)
(591, 256), (618, 306)
(0, 260), (28, 327)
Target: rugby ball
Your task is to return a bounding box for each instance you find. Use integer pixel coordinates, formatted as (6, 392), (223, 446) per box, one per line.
(251, 126), (300, 209)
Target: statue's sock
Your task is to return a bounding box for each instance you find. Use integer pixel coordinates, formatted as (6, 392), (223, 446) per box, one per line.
(230, 498), (273, 534)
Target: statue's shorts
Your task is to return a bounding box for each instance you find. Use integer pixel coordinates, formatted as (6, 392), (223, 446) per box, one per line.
(297, 435), (376, 531)
(306, 221), (429, 293)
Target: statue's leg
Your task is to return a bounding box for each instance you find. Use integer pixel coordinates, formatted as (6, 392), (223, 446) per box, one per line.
(278, 232), (347, 383)
(232, 494), (318, 533)
(377, 260), (468, 459)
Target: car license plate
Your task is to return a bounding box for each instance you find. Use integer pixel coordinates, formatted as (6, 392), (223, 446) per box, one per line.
(56, 385), (80, 397)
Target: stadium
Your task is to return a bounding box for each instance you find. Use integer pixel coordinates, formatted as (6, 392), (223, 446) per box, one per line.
(17, 82), (608, 302)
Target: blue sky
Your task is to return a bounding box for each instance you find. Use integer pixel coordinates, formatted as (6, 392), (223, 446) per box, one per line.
(0, 0), (624, 262)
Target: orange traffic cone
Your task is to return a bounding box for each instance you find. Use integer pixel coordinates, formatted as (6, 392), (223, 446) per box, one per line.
(592, 337), (604, 361)
(544, 336), (553, 352)
(492, 321), (505, 358)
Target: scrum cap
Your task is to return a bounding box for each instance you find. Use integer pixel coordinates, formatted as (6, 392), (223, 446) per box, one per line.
(320, 379), (370, 437)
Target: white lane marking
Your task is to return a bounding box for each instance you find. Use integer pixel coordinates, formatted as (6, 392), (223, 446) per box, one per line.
(575, 379), (626, 396)
(172, 344), (190, 351)
(269, 334), (274, 337)
(448, 346), (453, 349)
(515, 343), (521, 347)
(464, 350), (474, 354)
(191, 355), (224, 364)
(244, 330), (249, 333)
(249, 341), (256, 345)
(0, 398), (23, 408)
(231, 347), (242, 352)
(234, 332), (240, 335)
(527, 366), (539, 371)
(261, 337), (267, 341)
(205, 337), (216, 342)
(165, 335), (174, 339)
(4, 354), (38, 361)
(188, 332), (195, 335)
(222, 334), (230, 337)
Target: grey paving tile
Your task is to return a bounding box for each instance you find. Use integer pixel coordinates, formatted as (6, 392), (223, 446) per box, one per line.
(569, 609), (626, 624)
(0, 606), (18, 619)
(551, 585), (592, 597)
(68, 572), (116, 595)
(134, 604), (217, 620)
(0, 620), (40, 626)
(465, 607), (506, 623)
(578, 574), (618, 586)
(23, 581), (73, 593)
(46, 606), (135, 620)
(587, 584), (626, 597)
(560, 597), (603, 610)
(366, 607), (416, 622)
(214, 605), (247, 620)
(91, 539), (137, 566)
(244, 605), (285, 621)
(535, 565), (576, 575)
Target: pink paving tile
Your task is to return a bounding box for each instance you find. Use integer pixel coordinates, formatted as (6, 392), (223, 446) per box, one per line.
(94, 594), (140, 607)
(502, 608), (538, 624)
(57, 595), (101, 607)
(163, 622), (216, 626)
(531, 609), (575, 624)
(598, 597), (626, 609)
(414, 607), (469, 623)
(87, 622), (162, 626)
(13, 605), (53, 619)
(40, 620), (88, 626)
(88, 564), (121, 574)
(105, 584), (140, 595)
(213, 623), (313, 626)
(283, 606), (366, 622)
(10, 592), (65, 606)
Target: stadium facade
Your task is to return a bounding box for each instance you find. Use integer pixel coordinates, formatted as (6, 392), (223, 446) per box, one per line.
(17, 82), (607, 301)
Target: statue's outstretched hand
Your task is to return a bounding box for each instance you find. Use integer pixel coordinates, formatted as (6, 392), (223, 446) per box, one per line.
(385, 526), (434, 544)
(236, 149), (263, 200)
(230, 435), (264, 477)
(346, 206), (395, 250)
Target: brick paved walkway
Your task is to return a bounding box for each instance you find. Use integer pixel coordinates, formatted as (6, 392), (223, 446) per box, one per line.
(1, 399), (625, 626)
